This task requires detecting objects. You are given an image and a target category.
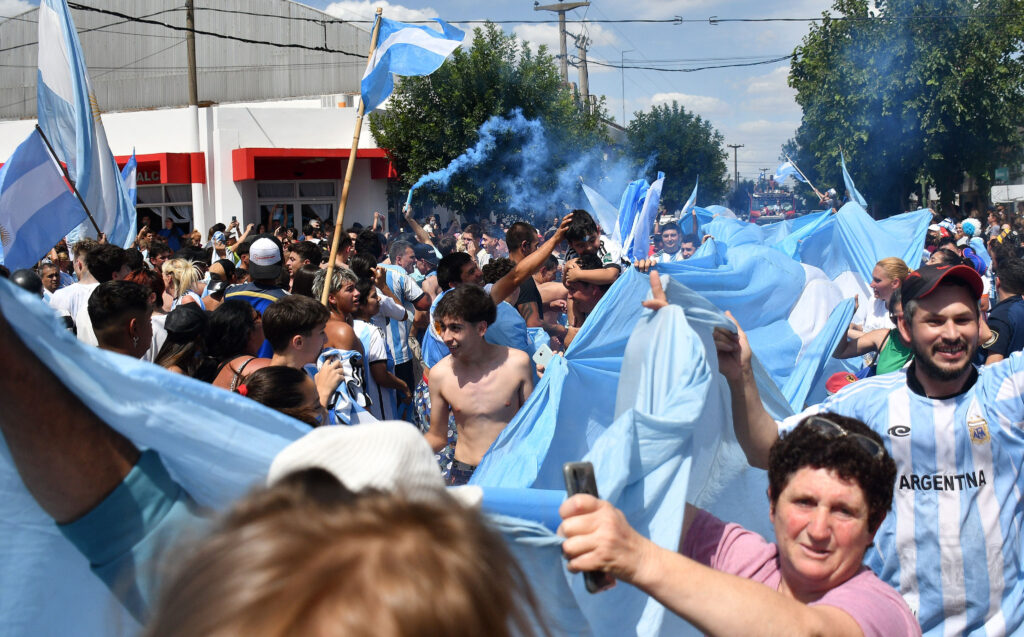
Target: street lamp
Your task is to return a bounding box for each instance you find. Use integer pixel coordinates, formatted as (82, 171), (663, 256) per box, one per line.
(621, 49), (634, 126)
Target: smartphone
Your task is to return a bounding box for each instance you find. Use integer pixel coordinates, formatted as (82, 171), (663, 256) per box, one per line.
(563, 462), (616, 593)
(231, 215), (237, 223)
(532, 343), (554, 368)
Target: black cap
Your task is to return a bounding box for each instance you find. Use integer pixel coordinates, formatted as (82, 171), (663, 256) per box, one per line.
(413, 243), (439, 266)
(164, 304), (208, 341)
(902, 264), (983, 305)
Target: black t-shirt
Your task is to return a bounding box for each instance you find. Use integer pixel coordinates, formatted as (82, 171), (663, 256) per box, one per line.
(517, 276), (544, 321)
(984, 295), (1024, 358)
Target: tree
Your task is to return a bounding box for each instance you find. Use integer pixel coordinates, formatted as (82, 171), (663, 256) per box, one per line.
(789, 0), (1024, 214)
(625, 102), (729, 211)
(369, 23), (608, 217)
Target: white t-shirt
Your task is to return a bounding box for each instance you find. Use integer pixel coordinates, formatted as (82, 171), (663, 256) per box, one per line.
(354, 319), (396, 421)
(145, 313), (169, 363)
(50, 281), (99, 322)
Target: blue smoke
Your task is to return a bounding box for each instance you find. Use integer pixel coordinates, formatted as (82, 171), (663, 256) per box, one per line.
(405, 109), (651, 221)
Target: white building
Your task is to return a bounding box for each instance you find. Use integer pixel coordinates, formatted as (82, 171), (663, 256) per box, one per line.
(0, 0), (393, 236)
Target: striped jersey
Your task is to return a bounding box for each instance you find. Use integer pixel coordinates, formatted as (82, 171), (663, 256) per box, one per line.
(780, 356), (1024, 636)
(380, 265), (425, 365)
(653, 249), (685, 263)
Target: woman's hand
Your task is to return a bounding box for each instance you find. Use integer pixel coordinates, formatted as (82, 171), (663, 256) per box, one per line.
(558, 494), (657, 585)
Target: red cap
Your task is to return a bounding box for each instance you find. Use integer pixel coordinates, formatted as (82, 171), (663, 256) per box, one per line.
(901, 264), (983, 305)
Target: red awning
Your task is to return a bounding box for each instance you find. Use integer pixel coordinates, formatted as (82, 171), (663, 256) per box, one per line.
(114, 152), (206, 184)
(231, 147), (396, 182)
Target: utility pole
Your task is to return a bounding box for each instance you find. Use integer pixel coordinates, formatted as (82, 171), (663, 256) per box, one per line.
(185, 0), (198, 106)
(728, 144), (744, 190)
(575, 34), (590, 112)
(534, 2), (589, 84)
(184, 0), (207, 233)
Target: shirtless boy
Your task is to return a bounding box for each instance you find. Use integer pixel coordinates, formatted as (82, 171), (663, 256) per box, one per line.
(426, 284), (534, 486)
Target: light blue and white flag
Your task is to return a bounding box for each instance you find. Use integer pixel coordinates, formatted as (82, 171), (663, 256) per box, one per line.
(624, 172), (664, 260)
(361, 16), (465, 112)
(36, 0), (136, 248)
(773, 159), (807, 184)
(840, 150), (867, 207)
(0, 128), (86, 270)
(614, 177), (648, 246)
(679, 178), (696, 218)
(120, 151), (137, 207)
(581, 183), (618, 237)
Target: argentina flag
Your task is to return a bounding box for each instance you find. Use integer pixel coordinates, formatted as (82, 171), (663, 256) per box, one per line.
(120, 151), (137, 207)
(0, 128), (87, 270)
(36, 0), (136, 249)
(360, 16), (465, 112)
(773, 160), (807, 184)
(841, 150), (868, 207)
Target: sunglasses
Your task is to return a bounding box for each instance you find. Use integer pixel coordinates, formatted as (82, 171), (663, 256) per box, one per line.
(803, 416), (886, 461)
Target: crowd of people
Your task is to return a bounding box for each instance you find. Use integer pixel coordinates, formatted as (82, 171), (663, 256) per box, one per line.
(3, 198), (1024, 636)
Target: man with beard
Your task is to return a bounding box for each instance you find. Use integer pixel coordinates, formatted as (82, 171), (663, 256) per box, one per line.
(714, 263), (1024, 636)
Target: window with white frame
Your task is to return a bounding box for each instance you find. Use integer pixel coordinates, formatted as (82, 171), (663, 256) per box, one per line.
(256, 180), (336, 232)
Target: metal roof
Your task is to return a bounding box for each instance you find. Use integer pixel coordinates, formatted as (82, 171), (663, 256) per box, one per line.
(0, 0), (370, 119)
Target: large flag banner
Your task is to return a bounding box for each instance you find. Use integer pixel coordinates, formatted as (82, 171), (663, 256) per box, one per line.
(841, 150), (867, 207)
(36, 0), (136, 248)
(678, 177), (698, 232)
(0, 128), (87, 270)
(361, 17), (465, 112)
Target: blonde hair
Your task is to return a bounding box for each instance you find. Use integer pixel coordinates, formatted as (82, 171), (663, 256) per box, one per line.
(875, 257), (910, 284)
(145, 473), (545, 637)
(161, 258), (201, 301)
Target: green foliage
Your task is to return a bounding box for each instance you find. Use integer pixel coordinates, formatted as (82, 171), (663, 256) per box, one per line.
(368, 23), (608, 216)
(789, 0), (1024, 213)
(625, 102), (729, 210)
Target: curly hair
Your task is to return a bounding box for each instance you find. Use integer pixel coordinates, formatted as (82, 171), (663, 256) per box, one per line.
(768, 412), (896, 532)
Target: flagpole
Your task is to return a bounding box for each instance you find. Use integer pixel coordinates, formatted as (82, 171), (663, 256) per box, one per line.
(784, 153), (825, 201)
(34, 124), (102, 235)
(321, 8), (385, 306)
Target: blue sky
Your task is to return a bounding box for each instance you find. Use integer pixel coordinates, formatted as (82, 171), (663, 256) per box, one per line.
(0, 0), (835, 181)
(304, 0), (835, 182)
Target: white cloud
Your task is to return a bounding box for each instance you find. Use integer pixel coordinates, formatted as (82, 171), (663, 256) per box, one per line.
(745, 65), (791, 95)
(650, 92), (728, 117)
(0, 0), (34, 21)
(629, 0), (718, 18)
(321, 1), (439, 23)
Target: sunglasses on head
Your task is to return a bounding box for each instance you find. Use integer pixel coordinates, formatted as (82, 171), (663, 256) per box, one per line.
(803, 415), (886, 460)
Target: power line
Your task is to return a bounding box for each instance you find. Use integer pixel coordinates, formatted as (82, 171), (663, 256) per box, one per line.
(584, 54), (794, 73)
(0, 6), (185, 52)
(66, 2), (364, 58)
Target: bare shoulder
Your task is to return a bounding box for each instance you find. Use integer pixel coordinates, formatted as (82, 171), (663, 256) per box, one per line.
(504, 347), (532, 374)
(428, 355), (454, 382)
(326, 320), (361, 353)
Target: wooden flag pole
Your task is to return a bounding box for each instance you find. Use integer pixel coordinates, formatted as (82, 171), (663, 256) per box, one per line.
(321, 8), (384, 306)
(35, 124), (102, 235)
(785, 153), (825, 202)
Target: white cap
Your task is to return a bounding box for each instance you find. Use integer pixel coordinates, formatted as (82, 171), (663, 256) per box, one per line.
(248, 237), (282, 279)
(267, 421), (449, 503)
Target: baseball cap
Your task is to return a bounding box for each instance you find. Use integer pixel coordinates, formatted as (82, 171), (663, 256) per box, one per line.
(163, 304), (208, 341)
(825, 371), (859, 395)
(267, 421), (448, 504)
(413, 243), (439, 266)
(248, 237), (283, 280)
(928, 223), (942, 233)
(902, 264), (983, 305)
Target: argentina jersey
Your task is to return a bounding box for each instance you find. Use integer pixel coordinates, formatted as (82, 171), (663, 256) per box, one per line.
(381, 265), (425, 365)
(779, 357), (1024, 637)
